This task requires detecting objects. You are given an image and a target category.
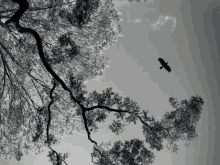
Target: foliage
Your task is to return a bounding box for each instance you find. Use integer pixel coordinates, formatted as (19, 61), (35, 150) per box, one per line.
(91, 138), (155, 165)
(89, 93), (204, 164)
(32, 117), (44, 142)
(47, 150), (69, 165)
(67, 0), (100, 29)
(0, 0), (120, 161)
(0, 0), (122, 81)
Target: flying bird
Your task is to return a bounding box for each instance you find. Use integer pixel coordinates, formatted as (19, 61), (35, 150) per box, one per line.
(158, 58), (171, 72)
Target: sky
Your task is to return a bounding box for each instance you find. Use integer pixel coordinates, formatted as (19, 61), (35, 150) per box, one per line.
(1, 0), (220, 165)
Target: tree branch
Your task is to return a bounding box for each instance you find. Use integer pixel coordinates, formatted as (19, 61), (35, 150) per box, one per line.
(4, 0), (98, 147)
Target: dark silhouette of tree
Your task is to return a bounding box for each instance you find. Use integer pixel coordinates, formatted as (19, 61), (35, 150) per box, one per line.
(158, 58), (171, 72)
(0, 0), (204, 165)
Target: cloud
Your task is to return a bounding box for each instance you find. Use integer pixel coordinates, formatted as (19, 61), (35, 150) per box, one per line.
(149, 15), (177, 32)
(133, 18), (142, 23)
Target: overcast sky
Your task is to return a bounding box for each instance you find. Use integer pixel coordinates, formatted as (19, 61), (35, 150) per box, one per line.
(1, 0), (220, 165)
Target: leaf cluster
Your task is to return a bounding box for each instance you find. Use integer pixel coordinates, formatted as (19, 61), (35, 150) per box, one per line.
(92, 138), (155, 165)
(32, 117), (44, 142)
(88, 94), (204, 164)
(67, 0), (100, 29)
(47, 150), (69, 165)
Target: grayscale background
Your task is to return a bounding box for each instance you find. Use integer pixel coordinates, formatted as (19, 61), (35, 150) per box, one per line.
(1, 0), (219, 165)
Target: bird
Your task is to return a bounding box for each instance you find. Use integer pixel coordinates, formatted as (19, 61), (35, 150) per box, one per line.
(158, 58), (171, 72)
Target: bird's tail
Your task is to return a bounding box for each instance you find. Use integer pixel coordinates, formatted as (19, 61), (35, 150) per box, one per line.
(160, 66), (163, 69)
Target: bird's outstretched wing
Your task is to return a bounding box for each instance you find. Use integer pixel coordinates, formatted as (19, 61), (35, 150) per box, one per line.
(158, 58), (166, 65)
(158, 58), (171, 72)
(164, 64), (171, 72)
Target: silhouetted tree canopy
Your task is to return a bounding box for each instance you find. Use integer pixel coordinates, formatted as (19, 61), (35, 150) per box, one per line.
(0, 0), (204, 165)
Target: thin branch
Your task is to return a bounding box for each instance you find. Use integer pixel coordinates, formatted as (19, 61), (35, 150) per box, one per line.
(93, 145), (117, 165)
(46, 79), (56, 143)
(2, 57), (40, 109)
(48, 146), (69, 165)
(31, 79), (44, 104)
(0, 50), (7, 100)
(85, 105), (157, 137)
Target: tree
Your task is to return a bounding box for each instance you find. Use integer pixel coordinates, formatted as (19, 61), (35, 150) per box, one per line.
(0, 0), (204, 165)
